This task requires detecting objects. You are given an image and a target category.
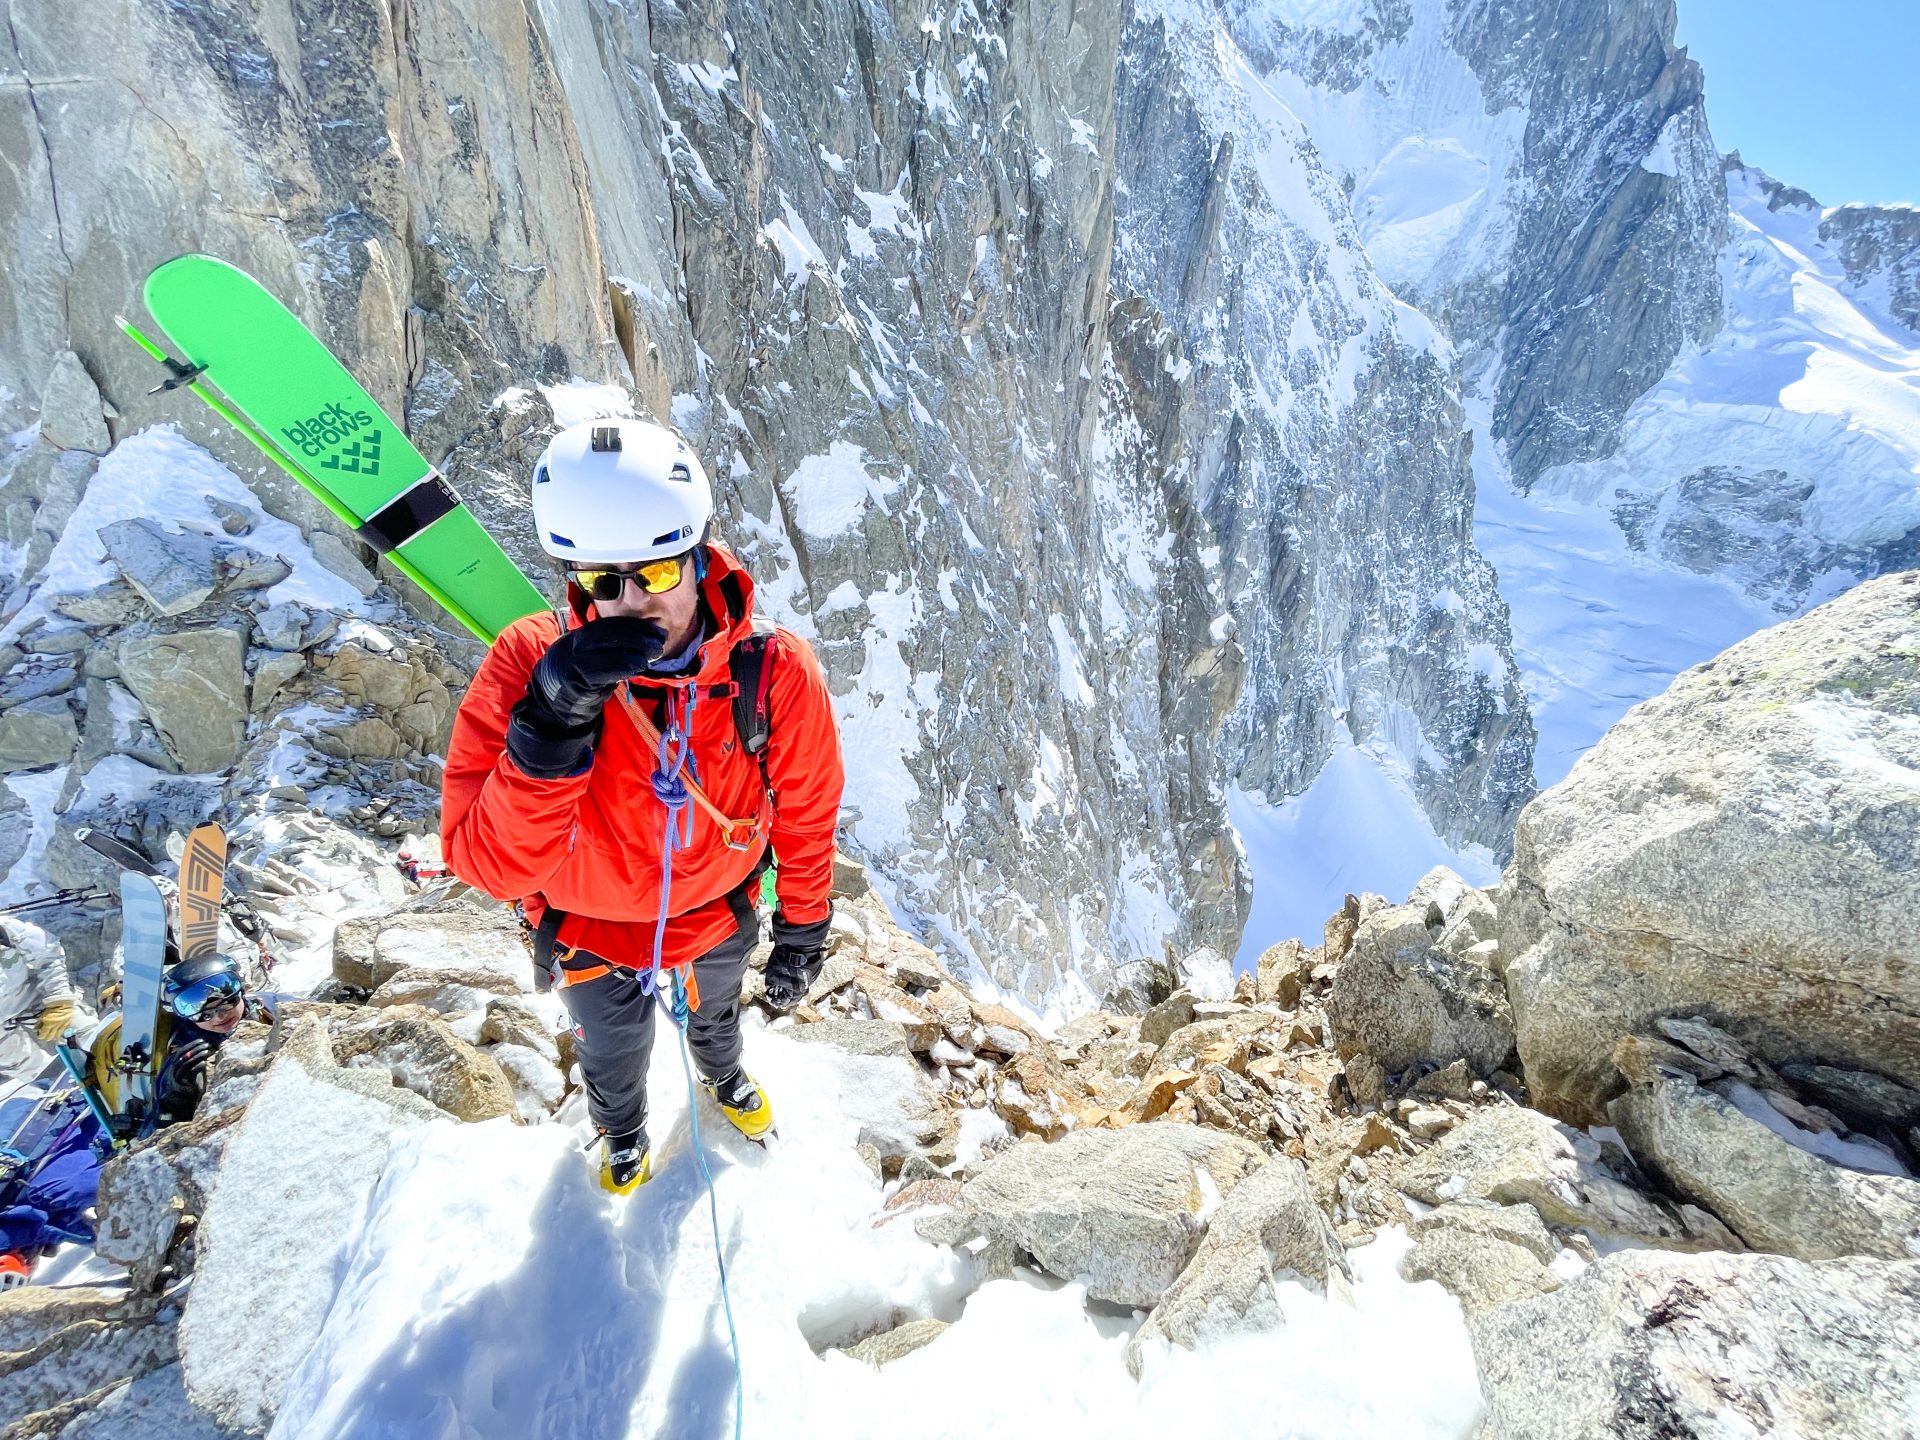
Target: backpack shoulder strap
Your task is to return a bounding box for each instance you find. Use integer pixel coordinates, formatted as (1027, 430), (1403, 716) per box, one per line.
(729, 616), (780, 783)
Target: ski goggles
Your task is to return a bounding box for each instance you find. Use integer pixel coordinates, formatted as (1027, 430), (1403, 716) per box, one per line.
(570, 555), (687, 601)
(169, 971), (244, 1021)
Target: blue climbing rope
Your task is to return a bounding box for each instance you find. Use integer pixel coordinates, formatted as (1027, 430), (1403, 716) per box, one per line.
(642, 683), (747, 1440)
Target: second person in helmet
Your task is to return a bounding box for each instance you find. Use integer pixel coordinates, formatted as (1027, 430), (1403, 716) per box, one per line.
(442, 418), (845, 1193)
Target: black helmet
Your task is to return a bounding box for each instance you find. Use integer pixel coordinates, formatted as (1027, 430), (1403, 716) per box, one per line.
(162, 953), (246, 1021)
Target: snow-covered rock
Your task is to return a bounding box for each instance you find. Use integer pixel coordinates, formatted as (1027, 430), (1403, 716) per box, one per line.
(789, 1021), (958, 1168)
(1124, 1153), (1347, 1375)
(176, 1028), (441, 1432)
(917, 1123), (1266, 1306)
(1611, 1068), (1920, 1262)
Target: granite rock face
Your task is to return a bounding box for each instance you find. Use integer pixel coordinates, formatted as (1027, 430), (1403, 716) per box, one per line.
(1472, 1250), (1920, 1440)
(1500, 573), (1920, 1118)
(1113, 5), (1535, 860)
(0, 0), (1536, 1008)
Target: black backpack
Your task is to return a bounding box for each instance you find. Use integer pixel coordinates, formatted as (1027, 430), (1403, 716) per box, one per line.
(726, 614), (778, 796)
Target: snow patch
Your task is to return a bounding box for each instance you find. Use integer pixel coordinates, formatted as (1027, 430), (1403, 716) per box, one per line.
(782, 441), (903, 539)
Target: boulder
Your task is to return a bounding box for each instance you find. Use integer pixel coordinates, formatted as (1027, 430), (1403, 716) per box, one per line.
(37, 351), (112, 453)
(1472, 1250), (1920, 1440)
(116, 627), (247, 773)
(843, 1317), (949, 1367)
(916, 1123), (1266, 1306)
(0, 1287), (175, 1428)
(1155, 1012), (1269, 1074)
(1777, 1061), (1920, 1132)
(97, 517), (219, 617)
(1114, 1068), (1199, 1124)
(177, 1028), (440, 1432)
(329, 1008), (519, 1123)
(1401, 1200), (1561, 1315)
(1401, 1106), (1738, 1251)
(849, 964), (942, 1051)
(969, 1001), (1041, 1059)
(1321, 892), (1385, 966)
(791, 1022), (958, 1165)
(479, 997), (564, 1065)
(1610, 1070), (1920, 1261)
(1125, 1155), (1347, 1375)
(1139, 988), (1196, 1048)
(250, 651), (306, 712)
(332, 902), (533, 993)
(93, 1104), (246, 1291)
(1499, 574), (1920, 1119)
(1325, 881), (1513, 1077)
(367, 966), (522, 1017)
(309, 530), (379, 597)
(0, 695), (78, 771)
(253, 603), (309, 652)
(1254, 938), (1312, 1007)
(991, 1050), (1086, 1140)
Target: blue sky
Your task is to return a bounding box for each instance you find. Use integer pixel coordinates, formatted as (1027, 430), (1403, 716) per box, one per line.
(1675, 0), (1918, 207)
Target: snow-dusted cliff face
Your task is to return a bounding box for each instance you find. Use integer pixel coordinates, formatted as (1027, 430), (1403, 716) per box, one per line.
(1232, 0), (1727, 487)
(1112, 3), (1532, 854)
(1, 0), (1535, 1008)
(1239, 0), (1920, 622)
(1534, 164), (1920, 613)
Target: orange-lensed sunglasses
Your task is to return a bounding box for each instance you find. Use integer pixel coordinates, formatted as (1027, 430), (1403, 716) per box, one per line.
(570, 555), (687, 600)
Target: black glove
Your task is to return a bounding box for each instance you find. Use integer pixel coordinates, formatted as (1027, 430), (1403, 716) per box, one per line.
(157, 1036), (213, 1123)
(507, 616), (668, 778)
(763, 910), (832, 1012)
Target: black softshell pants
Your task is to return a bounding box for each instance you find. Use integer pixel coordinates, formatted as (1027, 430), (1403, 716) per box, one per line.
(557, 917), (757, 1139)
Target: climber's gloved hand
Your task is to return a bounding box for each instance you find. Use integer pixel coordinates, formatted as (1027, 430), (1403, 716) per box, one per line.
(157, 1036), (213, 1122)
(763, 910), (833, 1013)
(33, 1000), (75, 1044)
(507, 616), (668, 778)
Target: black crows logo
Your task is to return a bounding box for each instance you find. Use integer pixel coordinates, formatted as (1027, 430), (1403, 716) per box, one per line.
(282, 400), (383, 476)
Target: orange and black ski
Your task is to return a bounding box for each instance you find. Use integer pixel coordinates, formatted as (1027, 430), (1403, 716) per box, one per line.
(177, 823), (227, 961)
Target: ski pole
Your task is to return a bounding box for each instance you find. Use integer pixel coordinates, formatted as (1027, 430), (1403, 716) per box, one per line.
(1, 887), (111, 918)
(54, 1037), (119, 1158)
(116, 317), (500, 643)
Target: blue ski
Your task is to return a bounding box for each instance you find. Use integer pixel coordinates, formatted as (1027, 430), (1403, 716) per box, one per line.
(111, 874), (169, 1141)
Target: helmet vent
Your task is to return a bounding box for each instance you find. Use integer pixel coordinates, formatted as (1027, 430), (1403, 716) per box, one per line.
(669, 462), (693, 484)
(549, 532), (577, 549)
(652, 524), (693, 546)
(590, 425), (623, 453)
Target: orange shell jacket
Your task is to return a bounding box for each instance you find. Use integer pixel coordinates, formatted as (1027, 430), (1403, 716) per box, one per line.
(441, 545), (844, 976)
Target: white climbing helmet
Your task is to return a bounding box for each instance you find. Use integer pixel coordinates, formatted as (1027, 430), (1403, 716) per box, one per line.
(530, 418), (713, 565)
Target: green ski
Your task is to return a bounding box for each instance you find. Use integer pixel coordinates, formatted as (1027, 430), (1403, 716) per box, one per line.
(120, 255), (548, 643)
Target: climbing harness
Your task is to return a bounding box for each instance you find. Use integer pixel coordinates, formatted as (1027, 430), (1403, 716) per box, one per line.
(617, 685), (762, 851)
(643, 682), (747, 1440)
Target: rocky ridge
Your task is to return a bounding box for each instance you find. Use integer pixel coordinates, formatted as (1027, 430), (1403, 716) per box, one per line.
(6, 574), (1920, 1433)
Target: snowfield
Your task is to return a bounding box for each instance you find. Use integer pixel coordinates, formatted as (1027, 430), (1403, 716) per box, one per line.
(260, 1022), (1484, 1439)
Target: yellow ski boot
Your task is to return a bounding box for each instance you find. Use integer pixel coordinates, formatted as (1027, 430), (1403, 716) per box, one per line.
(702, 1065), (775, 1141)
(599, 1130), (652, 1194)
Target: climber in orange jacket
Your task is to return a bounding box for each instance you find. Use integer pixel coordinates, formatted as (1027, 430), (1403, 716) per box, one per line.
(442, 418), (844, 1193)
